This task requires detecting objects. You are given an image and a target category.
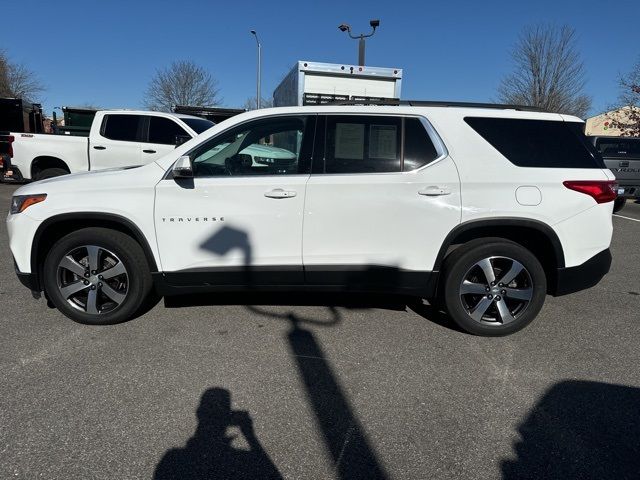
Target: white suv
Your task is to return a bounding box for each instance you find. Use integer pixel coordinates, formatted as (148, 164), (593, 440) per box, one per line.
(6, 103), (616, 336)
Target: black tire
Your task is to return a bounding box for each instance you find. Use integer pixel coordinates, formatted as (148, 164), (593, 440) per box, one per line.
(35, 168), (68, 180)
(441, 238), (547, 336)
(43, 228), (153, 325)
(613, 197), (626, 213)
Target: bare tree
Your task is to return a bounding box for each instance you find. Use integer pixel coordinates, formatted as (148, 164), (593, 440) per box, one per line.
(0, 50), (44, 102)
(0, 51), (9, 97)
(607, 59), (640, 136)
(144, 60), (221, 112)
(498, 25), (591, 118)
(243, 96), (273, 110)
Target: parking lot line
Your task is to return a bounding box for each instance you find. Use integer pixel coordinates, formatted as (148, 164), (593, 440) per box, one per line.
(613, 214), (640, 223)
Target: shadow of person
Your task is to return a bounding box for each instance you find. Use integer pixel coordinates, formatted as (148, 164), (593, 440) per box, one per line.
(154, 388), (282, 480)
(502, 380), (640, 480)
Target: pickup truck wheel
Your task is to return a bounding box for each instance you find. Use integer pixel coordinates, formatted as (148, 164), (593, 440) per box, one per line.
(613, 197), (626, 213)
(441, 239), (546, 336)
(35, 168), (68, 180)
(43, 228), (153, 325)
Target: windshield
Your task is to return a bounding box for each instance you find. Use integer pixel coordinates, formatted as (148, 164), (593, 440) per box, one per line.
(182, 117), (215, 134)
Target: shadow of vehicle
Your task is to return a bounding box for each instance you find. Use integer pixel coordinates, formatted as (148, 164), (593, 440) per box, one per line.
(502, 380), (640, 480)
(154, 387), (282, 480)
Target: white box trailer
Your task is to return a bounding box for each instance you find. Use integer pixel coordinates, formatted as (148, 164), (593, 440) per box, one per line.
(273, 61), (402, 107)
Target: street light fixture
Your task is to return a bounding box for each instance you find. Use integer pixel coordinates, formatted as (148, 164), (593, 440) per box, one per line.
(337, 19), (380, 66)
(250, 30), (261, 109)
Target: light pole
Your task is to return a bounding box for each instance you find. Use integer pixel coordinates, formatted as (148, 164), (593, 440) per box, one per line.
(338, 19), (380, 66)
(250, 30), (261, 109)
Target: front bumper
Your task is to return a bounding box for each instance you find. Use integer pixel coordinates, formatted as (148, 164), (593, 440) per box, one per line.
(12, 256), (41, 296)
(552, 248), (612, 296)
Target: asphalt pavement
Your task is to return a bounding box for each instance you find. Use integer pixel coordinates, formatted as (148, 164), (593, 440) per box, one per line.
(1, 183), (639, 480)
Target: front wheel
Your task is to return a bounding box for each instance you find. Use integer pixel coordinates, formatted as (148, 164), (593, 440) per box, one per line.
(43, 228), (153, 325)
(441, 239), (547, 336)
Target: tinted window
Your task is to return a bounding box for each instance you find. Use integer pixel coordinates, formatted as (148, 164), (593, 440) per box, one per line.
(102, 115), (141, 142)
(465, 117), (604, 168)
(148, 117), (189, 145)
(595, 138), (640, 159)
(182, 117), (215, 134)
(324, 116), (401, 173)
(404, 118), (440, 170)
(192, 116), (313, 177)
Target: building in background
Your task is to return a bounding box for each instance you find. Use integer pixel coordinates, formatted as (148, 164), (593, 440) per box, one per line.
(585, 106), (637, 136)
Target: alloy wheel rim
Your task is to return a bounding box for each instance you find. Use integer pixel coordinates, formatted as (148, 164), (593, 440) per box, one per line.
(56, 245), (129, 315)
(459, 256), (533, 325)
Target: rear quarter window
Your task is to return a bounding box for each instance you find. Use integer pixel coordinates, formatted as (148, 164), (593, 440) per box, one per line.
(465, 117), (605, 168)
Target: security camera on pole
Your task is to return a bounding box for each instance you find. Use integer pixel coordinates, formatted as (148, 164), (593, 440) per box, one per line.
(338, 19), (380, 66)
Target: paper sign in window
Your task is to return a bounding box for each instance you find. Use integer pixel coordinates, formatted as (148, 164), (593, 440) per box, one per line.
(369, 125), (397, 159)
(335, 123), (364, 159)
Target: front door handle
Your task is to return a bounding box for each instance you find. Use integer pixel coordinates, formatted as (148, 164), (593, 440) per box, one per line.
(93, 146), (106, 150)
(419, 185), (451, 196)
(264, 188), (297, 199)
(143, 149), (157, 154)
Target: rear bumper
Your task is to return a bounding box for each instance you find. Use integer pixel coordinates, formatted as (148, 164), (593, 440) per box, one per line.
(616, 184), (640, 198)
(552, 248), (611, 296)
(1, 154), (24, 182)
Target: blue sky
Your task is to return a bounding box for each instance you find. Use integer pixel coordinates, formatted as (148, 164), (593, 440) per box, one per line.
(2, 0), (638, 116)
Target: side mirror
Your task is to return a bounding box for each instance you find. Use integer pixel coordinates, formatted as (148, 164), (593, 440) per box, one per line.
(175, 134), (191, 147)
(172, 155), (193, 178)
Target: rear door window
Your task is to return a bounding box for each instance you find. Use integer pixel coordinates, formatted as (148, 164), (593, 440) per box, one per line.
(465, 117), (605, 168)
(101, 115), (142, 142)
(324, 116), (402, 173)
(147, 116), (189, 145)
(317, 115), (442, 173)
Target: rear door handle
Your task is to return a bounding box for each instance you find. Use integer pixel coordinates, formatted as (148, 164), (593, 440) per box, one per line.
(143, 149), (157, 154)
(93, 146), (106, 150)
(419, 185), (451, 196)
(264, 188), (297, 199)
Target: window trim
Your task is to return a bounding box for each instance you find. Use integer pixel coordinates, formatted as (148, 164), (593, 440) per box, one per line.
(314, 113), (448, 176)
(180, 113), (316, 179)
(99, 114), (145, 143)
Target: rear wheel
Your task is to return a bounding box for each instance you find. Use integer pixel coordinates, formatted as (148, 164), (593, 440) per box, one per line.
(35, 167), (68, 180)
(43, 228), (153, 325)
(441, 239), (547, 336)
(613, 197), (626, 213)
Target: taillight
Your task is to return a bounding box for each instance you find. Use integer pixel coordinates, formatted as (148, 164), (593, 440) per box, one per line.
(563, 180), (618, 204)
(5, 135), (14, 158)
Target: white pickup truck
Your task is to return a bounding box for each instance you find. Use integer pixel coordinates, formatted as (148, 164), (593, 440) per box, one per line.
(1, 110), (214, 181)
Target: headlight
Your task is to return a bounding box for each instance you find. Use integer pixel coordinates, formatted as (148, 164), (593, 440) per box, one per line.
(10, 194), (47, 214)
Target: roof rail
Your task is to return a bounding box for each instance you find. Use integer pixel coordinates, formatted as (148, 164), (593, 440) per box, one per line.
(326, 99), (546, 112)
